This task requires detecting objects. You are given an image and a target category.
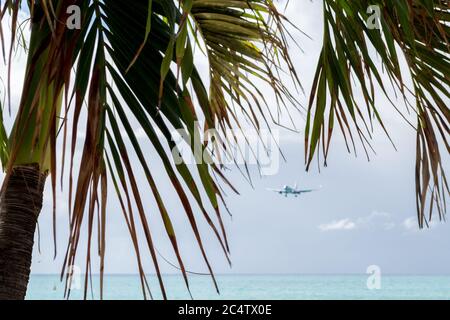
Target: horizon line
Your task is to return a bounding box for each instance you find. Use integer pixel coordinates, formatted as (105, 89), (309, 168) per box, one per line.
(30, 273), (450, 277)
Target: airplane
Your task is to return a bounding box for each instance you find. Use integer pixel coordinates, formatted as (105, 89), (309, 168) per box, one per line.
(267, 183), (321, 197)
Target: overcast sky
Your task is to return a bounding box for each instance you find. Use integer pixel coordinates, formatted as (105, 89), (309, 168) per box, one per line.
(1, 1), (449, 284)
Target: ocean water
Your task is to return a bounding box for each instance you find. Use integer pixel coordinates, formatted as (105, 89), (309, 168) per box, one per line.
(26, 275), (450, 300)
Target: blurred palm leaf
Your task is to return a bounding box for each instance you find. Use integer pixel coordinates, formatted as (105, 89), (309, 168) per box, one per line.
(189, 0), (300, 129)
(305, 0), (449, 228)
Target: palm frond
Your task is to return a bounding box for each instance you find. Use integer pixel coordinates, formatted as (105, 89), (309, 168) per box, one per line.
(0, 0), (300, 299)
(306, 0), (449, 228)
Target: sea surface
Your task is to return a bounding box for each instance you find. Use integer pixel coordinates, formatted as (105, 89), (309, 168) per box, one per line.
(27, 275), (450, 300)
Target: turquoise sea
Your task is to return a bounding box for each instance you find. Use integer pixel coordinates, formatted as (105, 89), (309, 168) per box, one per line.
(27, 275), (450, 300)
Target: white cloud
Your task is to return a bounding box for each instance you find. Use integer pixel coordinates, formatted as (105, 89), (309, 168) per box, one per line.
(319, 211), (396, 232)
(402, 216), (441, 233)
(320, 213), (445, 234)
(318, 219), (356, 231)
(358, 211), (396, 231)
(402, 217), (418, 231)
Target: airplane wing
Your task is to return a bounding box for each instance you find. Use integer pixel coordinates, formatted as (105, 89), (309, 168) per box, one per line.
(267, 188), (283, 193)
(294, 189), (314, 194)
(295, 186), (322, 194)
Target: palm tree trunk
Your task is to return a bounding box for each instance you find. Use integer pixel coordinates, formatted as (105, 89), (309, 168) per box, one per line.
(0, 165), (46, 300)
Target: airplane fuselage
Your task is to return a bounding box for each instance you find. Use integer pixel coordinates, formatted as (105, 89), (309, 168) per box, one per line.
(268, 184), (318, 197)
(279, 186), (302, 197)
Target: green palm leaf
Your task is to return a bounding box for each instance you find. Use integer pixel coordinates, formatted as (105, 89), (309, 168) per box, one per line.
(306, 0), (449, 228)
(0, 0), (299, 299)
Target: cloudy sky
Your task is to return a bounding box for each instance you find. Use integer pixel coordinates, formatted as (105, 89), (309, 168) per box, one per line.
(1, 1), (449, 281)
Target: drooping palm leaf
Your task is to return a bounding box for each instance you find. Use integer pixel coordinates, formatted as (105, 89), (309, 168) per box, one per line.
(0, 0), (299, 299)
(187, 0), (302, 172)
(306, 0), (449, 228)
